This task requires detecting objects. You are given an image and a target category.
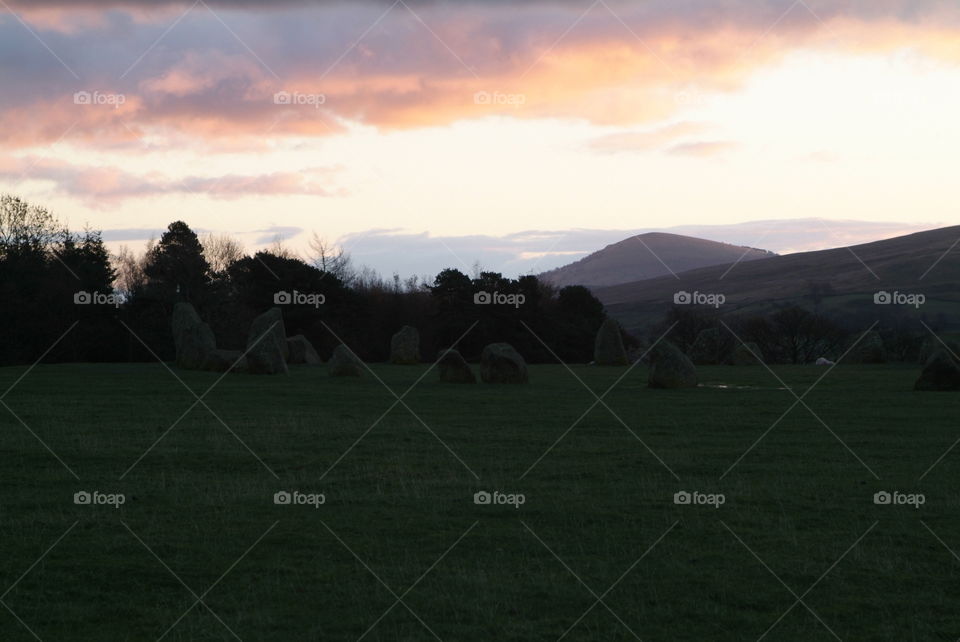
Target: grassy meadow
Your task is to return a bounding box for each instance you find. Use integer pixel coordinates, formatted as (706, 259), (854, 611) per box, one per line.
(1, 361), (959, 640)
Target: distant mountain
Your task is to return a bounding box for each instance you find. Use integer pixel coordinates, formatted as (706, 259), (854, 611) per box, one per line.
(593, 226), (960, 333)
(539, 232), (775, 288)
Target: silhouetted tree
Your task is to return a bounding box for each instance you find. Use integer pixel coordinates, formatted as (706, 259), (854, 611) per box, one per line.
(142, 221), (210, 308)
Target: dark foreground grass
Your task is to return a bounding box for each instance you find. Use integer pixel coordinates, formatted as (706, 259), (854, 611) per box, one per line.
(1, 361), (959, 640)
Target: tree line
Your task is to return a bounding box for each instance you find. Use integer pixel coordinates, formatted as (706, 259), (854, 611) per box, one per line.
(0, 195), (610, 366)
(3, 194), (937, 368)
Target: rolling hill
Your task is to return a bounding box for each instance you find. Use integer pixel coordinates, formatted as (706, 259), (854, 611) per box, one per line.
(539, 232), (775, 288)
(592, 226), (960, 333)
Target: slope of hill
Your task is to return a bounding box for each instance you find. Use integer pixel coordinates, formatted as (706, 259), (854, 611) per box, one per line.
(594, 226), (960, 332)
(540, 233), (775, 288)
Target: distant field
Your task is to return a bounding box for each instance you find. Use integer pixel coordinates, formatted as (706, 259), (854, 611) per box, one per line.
(1, 362), (959, 640)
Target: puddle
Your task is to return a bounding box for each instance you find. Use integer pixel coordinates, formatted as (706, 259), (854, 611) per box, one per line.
(702, 383), (792, 391)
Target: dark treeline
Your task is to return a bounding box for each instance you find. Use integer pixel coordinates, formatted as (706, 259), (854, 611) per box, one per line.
(2, 195), (940, 368)
(0, 196), (610, 366)
(653, 305), (935, 365)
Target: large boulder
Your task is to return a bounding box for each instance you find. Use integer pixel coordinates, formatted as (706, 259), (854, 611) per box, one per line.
(593, 318), (628, 366)
(850, 331), (886, 364)
(648, 341), (698, 389)
(329, 344), (363, 377)
(688, 328), (723, 366)
(287, 335), (322, 365)
(246, 308), (288, 375)
(248, 307), (289, 361)
(172, 302), (216, 370)
(732, 342), (764, 366)
(390, 326), (420, 364)
(437, 349), (476, 383)
(480, 343), (528, 384)
(915, 351), (960, 391)
(919, 339), (960, 365)
(201, 349), (248, 374)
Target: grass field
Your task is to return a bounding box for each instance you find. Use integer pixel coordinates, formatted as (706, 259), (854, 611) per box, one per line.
(1, 360), (959, 640)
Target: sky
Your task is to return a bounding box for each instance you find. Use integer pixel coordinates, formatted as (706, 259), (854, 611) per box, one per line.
(1, 0), (957, 277)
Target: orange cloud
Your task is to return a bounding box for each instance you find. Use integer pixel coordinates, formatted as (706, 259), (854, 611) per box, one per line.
(0, 156), (344, 204)
(2, 1), (960, 152)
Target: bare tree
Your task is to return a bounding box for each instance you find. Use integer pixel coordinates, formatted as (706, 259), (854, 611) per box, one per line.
(307, 231), (352, 280)
(202, 232), (245, 275)
(112, 239), (153, 298)
(0, 194), (65, 251)
(268, 234), (296, 259)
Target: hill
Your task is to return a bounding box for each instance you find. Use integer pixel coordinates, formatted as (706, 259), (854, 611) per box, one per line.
(593, 226), (960, 333)
(540, 232), (775, 288)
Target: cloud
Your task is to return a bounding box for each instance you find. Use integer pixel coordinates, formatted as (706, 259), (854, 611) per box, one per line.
(0, 156), (344, 204)
(664, 141), (738, 157)
(335, 219), (943, 278)
(3, 1), (960, 149)
(100, 227), (166, 241)
(253, 225), (304, 245)
(585, 122), (711, 154)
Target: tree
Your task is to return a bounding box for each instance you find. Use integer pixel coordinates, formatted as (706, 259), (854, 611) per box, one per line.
(0, 196), (121, 365)
(112, 242), (151, 299)
(203, 232), (245, 277)
(307, 232), (352, 281)
(142, 221), (210, 306)
(767, 306), (846, 364)
(655, 306), (718, 353)
(0, 194), (64, 254)
(557, 285), (604, 324)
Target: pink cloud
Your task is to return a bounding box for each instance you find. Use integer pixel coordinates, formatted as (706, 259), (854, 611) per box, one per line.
(0, 156), (344, 204)
(1, 1), (960, 151)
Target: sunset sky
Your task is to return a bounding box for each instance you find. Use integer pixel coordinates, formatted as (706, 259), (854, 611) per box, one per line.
(1, 0), (956, 276)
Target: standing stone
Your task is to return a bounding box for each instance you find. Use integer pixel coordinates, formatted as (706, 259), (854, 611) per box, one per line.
(329, 344), (363, 377)
(915, 351), (960, 391)
(172, 302), (216, 370)
(732, 342), (764, 366)
(390, 326), (420, 364)
(248, 307), (288, 361)
(648, 341), (698, 389)
(688, 328), (723, 366)
(593, 318), (628, 366)
(480, 343), (528, 384)
(287, 335), (322, 365)
(201, 349), (248, 374)
(438, 349), (476, 383)
(919, 339), (960, 365)
(850, 331), (886, 364)
(246, 308), (288, 375)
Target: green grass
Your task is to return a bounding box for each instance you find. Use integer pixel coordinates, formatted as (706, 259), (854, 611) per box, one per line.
(1, 361), (959, 640)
